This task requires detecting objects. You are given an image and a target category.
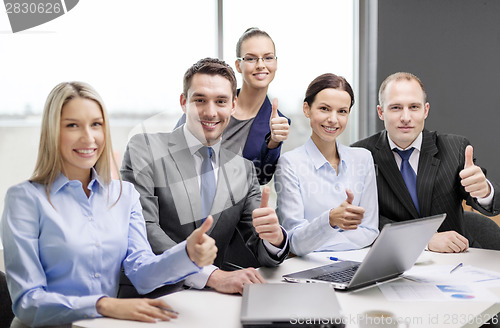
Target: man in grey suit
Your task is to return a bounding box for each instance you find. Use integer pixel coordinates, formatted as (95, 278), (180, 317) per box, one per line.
(352, 72), (500, 253)
(121, 58), (288, 295)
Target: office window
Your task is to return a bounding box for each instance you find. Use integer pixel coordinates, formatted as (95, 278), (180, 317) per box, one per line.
(0, 0), (355, 215)
(0, 0), (218, 214)
(223, 0), (355, 150)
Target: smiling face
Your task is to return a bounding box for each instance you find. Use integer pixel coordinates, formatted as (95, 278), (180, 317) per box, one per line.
(235, 35), (277, 90)
(377, 79), (429, 149)
(59, 97), (105, 183)
(181, 73), (236, 145)
(303, 88), (351, 148)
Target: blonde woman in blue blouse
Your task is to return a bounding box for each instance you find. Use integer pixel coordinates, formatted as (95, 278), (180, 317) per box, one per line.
(1, 82), (217, 327)
(275, 74), (379, 256)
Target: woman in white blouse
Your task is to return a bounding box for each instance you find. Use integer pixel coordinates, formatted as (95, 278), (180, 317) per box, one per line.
(274, 73), (379, 256)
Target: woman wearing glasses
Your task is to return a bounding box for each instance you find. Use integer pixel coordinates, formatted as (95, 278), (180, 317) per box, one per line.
(176, 28), (289, 185)
(1, 82), (217, 327)
(274, 74), (379, 256)
(231, 27), (289, 184)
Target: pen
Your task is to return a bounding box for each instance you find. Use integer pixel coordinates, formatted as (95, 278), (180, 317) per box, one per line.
(158, 307), (179, 315)
(225, 262), (245, 270)
(327, 256), (345, 261)
(450, 262), (463, 274)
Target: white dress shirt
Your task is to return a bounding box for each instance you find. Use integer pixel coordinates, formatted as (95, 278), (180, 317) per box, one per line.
(182, 126), (287, 288)
(275, 139), (379, 256)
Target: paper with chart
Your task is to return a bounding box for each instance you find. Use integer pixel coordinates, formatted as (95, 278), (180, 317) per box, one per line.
(402, 264), (500, 286)
(377, 264), (500, 302)
(378, 280), (498, 302)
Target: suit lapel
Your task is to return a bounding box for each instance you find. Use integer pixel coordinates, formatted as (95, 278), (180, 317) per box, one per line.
(168, 128), (203, 225)
(375, 131), (420, 218)
(167, 130), (248, 233)
(417, 130), (440, 217)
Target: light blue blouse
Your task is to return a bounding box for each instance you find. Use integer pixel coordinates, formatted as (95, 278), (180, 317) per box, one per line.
(1, 170), (200, 326)
(275, 138), (379, 256)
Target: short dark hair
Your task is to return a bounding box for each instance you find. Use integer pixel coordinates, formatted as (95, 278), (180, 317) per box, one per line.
(183, 58), (237, 99)
(236, 27), (275, 58)
(304, 73), (355, 109)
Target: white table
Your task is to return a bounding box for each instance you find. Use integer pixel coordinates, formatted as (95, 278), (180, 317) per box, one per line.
(73, 248), (500, 328)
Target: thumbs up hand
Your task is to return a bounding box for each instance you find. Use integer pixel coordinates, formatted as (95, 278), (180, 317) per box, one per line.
(329, 189), (365, 230)
(268, 98), (289, 149)
(345, 188), (354, 205)
(252, 186), (284, 246)
(186, 215), (218, 267)
(459, 145), (491, 198)
(259, 184), (271, 208)
(464, 145), (474, 169)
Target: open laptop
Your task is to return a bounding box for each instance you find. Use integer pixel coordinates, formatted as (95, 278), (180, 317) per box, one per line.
(240, 283), (345, 328)
(283, 214), (446, 290)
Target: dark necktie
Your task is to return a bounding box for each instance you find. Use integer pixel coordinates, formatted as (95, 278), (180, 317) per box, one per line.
(394, 147), (420, 215)
(199, 146), (216, 221)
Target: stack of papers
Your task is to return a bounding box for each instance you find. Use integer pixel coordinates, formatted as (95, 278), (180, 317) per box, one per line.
(403, 264), (500, 285)
(377, 265), (500, 302)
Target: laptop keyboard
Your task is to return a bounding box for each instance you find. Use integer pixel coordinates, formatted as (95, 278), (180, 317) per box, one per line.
(312, 265), (360, 283)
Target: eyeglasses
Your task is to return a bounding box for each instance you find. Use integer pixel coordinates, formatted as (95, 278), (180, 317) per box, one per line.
(237, 55), (277, 64)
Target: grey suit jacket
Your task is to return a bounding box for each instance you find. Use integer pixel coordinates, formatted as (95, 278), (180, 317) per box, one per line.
(121, 127), (287, 268)
(352, 129), (500, 242)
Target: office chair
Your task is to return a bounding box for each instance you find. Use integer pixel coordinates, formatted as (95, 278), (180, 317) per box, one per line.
(0, 270), (14, 328)
(464, 211), (500, 251)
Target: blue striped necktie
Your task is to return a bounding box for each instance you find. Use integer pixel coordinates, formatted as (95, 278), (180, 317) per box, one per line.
(199, 146), (216, 221)
(394, 147), (420, 215)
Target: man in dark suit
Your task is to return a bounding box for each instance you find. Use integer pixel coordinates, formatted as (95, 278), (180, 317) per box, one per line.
(121, 58), (288, 295)
(352, 72), (500, 253)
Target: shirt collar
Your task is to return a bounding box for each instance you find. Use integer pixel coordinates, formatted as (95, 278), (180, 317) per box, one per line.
(51, 167), (104, 194)
(183, 124), (221, 159)
(305, 138), (347, 171)
(88, 168), (104, 190)
(387, 132), (423, 152)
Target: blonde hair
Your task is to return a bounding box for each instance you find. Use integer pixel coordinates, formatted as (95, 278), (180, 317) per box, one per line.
(31, 82), (121, 203)
(378, 72), (427, 109)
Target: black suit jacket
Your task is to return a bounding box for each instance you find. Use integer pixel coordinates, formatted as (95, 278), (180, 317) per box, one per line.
(121, 127), (288, 269)
(352, 130), (500, 242)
